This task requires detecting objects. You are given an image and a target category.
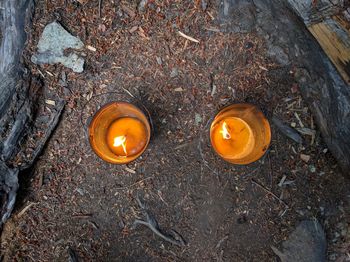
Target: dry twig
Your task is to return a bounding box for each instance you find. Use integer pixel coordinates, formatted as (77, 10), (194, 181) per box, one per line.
(133, 195), (186, 246)
(251, 178), (289, 208)
(114, 177), (153, 191)
(178, 31), (200, 43)
(98, 0), (102, 18)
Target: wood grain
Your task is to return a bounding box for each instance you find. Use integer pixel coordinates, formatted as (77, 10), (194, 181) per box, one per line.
(308, 17), (350, 84)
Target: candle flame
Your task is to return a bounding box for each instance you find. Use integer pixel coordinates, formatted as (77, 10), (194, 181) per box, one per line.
(220, 121), (231, 140)
(113, 135), (127, 155)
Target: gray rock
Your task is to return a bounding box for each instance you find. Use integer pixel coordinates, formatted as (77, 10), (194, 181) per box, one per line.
(31, 22), (84, 73)
(272, 220), (326, 262)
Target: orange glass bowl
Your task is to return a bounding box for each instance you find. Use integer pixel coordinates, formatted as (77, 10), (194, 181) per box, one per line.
(210, 103), (271, 165)
(88, 102), (151, 164)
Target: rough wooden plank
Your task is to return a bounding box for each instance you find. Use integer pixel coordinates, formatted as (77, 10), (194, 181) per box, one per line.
(308, 17), (350, 84)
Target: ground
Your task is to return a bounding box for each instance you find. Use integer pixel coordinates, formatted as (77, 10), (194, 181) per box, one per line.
(1, 0), (350, 261)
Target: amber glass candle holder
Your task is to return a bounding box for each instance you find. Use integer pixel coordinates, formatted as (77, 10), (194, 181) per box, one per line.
(89, 102), (151, 164)
(210, 103), (271, 165)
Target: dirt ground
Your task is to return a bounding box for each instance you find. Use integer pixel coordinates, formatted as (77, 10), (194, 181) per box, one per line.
(1, 0), (350, 261)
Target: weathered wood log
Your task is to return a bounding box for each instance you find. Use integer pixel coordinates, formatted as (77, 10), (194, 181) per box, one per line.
(0, 0), (34, 227)
(219, 0), (350, 174)
(0, 0), (67, 227)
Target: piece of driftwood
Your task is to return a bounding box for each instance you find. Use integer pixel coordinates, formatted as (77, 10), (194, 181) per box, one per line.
(219, 0), (350, 175)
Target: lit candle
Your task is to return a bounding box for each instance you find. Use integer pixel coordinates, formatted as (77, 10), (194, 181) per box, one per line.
(210, 104), (271, 164)
(106, 117), (148, 157)
(89, 102), (151, 164)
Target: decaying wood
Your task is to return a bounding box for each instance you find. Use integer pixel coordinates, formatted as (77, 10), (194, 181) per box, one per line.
(0, 0), (34, 227)
(308, 17), (350, 84)
(2, 100), (32, 161)
(0, 161), (18, 225)
(0, 0), (65, 226)
(287, 0), (350, 84)
(287, 0), (344, 25)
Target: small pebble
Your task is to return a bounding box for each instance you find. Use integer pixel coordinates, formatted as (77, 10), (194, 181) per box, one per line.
(156, 56), (162, 65)
(195, 113), (202, 125)
(309, 165), (316, 173)
(300, 154), (310, 163)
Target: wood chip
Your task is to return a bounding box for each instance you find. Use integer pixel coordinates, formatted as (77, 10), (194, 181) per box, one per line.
(125, 167), (136, 174)
(278, 175), (287, 187)
(86, 45), (97, 52)
(45, 99), (56, 106)
(294, 112), (304, 128)
(87, 91), (93, 101)
(138, 27), (147, 38)
(45, 71), (54, 77)
(204, 26), (220, 32)
(300, 154), (310, 163)
(121, 5), (136, 18)
(174, 87), (184, 92)
(296, 127), (316, 136)
(259, 65), (268, 71)
(206, 11), (215, 20)
(178, 31), (200, 43)
(17, 202), (36, 218)
(129, 25), (138, 33)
